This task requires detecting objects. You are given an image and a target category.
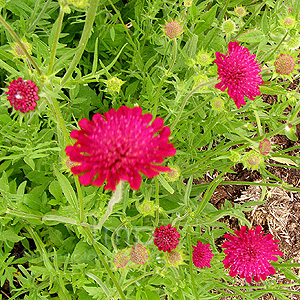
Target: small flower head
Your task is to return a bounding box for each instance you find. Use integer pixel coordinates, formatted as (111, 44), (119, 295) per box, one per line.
(105, 76), (125, 94)
(164, 21), (183, 39)
(286, 36), (300, 50)
(192, 241), (214, 269)
(114, 250), (130, 269)
(222, 226), (283, 283)
(222, 19), (236, 35)
(184, 0), (192, 7)
(242, 150), (264, 171)
(130, 245), (149, 265)
(234, 6), (247, 17)
(196, 49), (214, 66)
(211, 97), (225, 112)
(154, 224), (180, 253)
(214, 41), (263, 109)
(10, 39), (32, 59)
(6, 78), (39, 113)
(275, 54), (295, 75)
(165, 249), (184, 267)
(229, 150), (241, 164)
(138, 200), (158, 217)
(65, 106), (176, 190)
(259, 139), (271, 155)
(193, 74), (208, 90)
(282, 16), (296, 28)
(165, 166), (180, 181)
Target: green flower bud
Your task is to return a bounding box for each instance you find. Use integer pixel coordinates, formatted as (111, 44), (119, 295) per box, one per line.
(105, 77), (125, 94)
(222, 19), (236, 35)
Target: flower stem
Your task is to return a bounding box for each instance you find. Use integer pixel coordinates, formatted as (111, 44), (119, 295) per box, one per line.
(170, 78), (218, 131)
(253, 108), (263, 136)
(187, 227), (200, 300)
(96, 181), (124, 230)
(152, 39), (178, 119)
(47, 8), (64, 76)
(61, 0), (100, 85)
(82, 226), (126, 300)
(0, 14), (41, 74)
(155, 177), (160, 227)
(75, 176), (85, 223)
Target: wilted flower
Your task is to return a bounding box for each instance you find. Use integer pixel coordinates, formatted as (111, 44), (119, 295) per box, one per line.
(274, 54), (295, 75)
(259, 139), (271, 155)
(234, 6), (247, 17)
(214, 41), (263, 109)
(130, 245), (149, 265)
(114, 250), (130, 269)
(192, 241), (214, 269)
(242, 150), (264, 171)
(165, 166), (180, 181)
(65, 106), (176, 190)
(164, 21), (183, 39)
(165, 249), (184, 267)
(222, 226), (283, 283)
(6, 78), (39, 113)
(154, 224), (180, 253)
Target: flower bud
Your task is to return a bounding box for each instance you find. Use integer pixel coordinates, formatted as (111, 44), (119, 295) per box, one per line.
(105, 77), (125, 94)
(165, 249), (184, 267)
(164, 21), (183, 39)
(165, 166), (180, 181)
(138, 200), (158, 217)
(234, 6), (247, 17)
(130, 245), (149, 265)
(211, 97), (225, 112)
(259, 139), (271, 155)
(242, 150), (264, 171)
(114, 250), (130, 269)
(222, 19), (236, 35)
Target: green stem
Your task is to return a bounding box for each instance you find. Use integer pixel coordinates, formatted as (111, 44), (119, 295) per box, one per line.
(253, 108), (263, 136)
(154, 177), (160, 227)
(234, 0), (268, 39)
(47, 8), (64, 75)
(96, 181), (124, 230)
(223, 114), (255, 146)
(75, 176), (84, 223)
(28, 0), (52, 32)
(0, 14), (41, 74)
(111, 214), (140, 252)
(261, 30), (289, 63)
(152, 39), (177, 119)
(61, 0), (100, 85)
(107, 0), (136, 50)
(187, 227), (200, 300)
(82, 227), (126, 300)
(265, 117), (300, 138)
(170, 78), (218, 131)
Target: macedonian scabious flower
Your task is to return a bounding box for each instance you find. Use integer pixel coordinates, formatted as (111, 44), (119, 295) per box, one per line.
(214, 41), (263, 109)
(165, 249), (184, 267)
(6, 78), (39, 113)
(192, 241), (214, 269)
(130, 245), (149, 265)
(153, 224), (180, 253)
(259, 139), (271, 155)
(65, 106), (176, 190)
(222, 226), (283, 283)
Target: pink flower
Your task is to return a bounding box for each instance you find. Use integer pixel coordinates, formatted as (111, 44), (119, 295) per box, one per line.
(65, 106), (176, 190)
(153, 224), (180, 253)
(6, 78), (39, 113)
(222, 226), (283, 283)
(213, 41), (263, 109)
(164, 21), (182, 39)
(192, 241), (214, 269)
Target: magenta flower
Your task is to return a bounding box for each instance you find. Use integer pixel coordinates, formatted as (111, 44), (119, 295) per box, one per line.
(153, 224), (180, 253)
(192, 241), (214, 269)
(65, 106), (176, 190)
(6, 78), (39, 113)
(222, 226), (283, 283)
(213, 41), (263, 109)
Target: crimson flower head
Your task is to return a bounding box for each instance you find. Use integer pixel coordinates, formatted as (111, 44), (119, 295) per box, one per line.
(222, 226), (283, 283)
(6, 78), (39, 113)
(192, 241), (214, 269)
(153, 224), (180, 253)
(214, 41), (263, 109)
(65, 106), (176, 190)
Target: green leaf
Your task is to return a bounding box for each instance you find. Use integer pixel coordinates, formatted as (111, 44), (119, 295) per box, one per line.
(54, 167), (78, 210)
(194, 4), (218, 34)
